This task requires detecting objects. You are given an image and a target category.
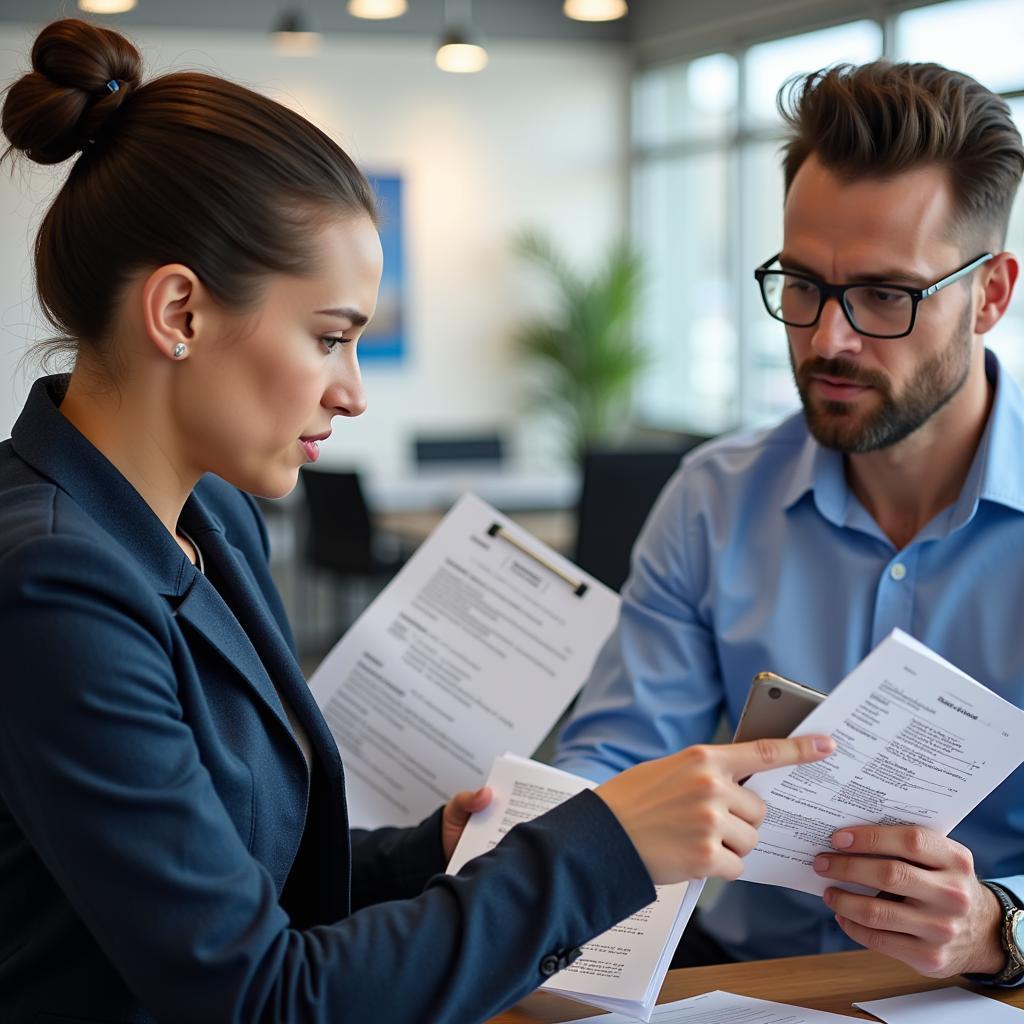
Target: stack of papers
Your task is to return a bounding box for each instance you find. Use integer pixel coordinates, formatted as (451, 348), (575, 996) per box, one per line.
(855, 987), (1024, 1022)
(562, 990), (860, 1022)
(545, 985), (1024, 1023)
(447, 754), (703, 1022)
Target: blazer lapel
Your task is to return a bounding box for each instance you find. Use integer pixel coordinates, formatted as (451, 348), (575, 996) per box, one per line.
(202, 533), (347, 787)
(172, 572), (298, 746)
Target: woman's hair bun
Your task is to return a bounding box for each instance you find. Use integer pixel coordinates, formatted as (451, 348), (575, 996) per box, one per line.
(2, 18), (142, 165)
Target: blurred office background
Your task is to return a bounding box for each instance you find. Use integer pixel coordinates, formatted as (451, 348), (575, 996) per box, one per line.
(1, 0), (1022, 663)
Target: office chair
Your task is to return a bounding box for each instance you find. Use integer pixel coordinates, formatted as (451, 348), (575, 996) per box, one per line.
(574, 439), (709, 593)
(298, 467), (406, 654)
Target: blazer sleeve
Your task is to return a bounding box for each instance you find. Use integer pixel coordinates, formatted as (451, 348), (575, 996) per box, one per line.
(0, 534), (655, 1024)
(349, 813), (448, 911)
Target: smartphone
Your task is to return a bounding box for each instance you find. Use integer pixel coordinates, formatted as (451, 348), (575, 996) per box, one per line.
(732, 671), (827, 743)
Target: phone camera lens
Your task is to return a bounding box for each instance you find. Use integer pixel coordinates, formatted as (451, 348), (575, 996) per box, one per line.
(768, 687), (782, 699)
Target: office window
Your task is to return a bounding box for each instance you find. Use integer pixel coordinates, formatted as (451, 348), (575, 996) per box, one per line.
(896, 0), (1024, 93)
(633, 149), (735, 431)
(632, 0), (1024, 435)
(632, 55), (738, 431)
(744, 21), (882, 126)
(633, 52), (737, 147)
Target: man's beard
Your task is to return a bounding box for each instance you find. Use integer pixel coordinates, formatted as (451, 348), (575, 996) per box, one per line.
(789, 301), (974, 454)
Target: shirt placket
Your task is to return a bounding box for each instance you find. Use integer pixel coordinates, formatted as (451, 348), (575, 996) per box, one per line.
(870, 544), (920, 650)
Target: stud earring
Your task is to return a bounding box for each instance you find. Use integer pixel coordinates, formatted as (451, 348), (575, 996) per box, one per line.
(172, 342), (188, 359)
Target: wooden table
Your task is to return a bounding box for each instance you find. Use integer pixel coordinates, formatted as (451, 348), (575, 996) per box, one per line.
(488, 950), (1024, 1021)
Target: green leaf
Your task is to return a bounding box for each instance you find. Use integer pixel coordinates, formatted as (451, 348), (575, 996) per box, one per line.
(512, 229), (650, 460)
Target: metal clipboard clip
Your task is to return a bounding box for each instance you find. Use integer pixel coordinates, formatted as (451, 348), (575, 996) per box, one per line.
(486, 522), (589, 597)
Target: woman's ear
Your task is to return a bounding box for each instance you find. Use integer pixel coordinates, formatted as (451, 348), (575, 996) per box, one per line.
(141, 264), (205, 361)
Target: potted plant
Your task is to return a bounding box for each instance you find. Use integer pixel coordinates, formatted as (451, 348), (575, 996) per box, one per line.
(513, 230), (649, 462)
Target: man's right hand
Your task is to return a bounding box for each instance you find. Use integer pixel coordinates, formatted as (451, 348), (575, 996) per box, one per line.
(595, 736), (835, 885)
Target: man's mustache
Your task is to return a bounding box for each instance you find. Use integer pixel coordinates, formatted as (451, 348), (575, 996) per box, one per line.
(797, 358), (890, 393)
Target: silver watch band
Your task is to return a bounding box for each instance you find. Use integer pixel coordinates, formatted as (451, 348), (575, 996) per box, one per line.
(980, 881), (1024, 985)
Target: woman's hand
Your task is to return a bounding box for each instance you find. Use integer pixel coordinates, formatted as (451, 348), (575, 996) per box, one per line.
(440, 786), (493, 862)
(596, 736), (835, 885)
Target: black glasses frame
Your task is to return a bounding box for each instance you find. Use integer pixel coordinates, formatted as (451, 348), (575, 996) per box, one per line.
(754, 251), (994, 339)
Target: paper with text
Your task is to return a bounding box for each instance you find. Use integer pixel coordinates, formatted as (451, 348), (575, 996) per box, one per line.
(447, 753), (703, 1023)
(855, 986), (1024, 1022)
(563, 989), (861, 1022)
(741, 629), (1024, 896)
(308, 494), (620, 829)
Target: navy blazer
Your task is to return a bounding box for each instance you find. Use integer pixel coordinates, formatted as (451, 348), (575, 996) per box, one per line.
(0, 376), (654, 1024)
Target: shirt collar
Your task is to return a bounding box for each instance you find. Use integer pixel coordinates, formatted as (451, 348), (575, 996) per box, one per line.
(10, 374), (223, 597)
(967, 348), (1024, 517)
(782, 349), (1024, 530)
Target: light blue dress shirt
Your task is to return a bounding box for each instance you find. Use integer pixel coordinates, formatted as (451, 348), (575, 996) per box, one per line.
(556, 349), (1024, 969)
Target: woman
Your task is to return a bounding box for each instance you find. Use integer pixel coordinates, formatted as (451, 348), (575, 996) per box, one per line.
(0, 18), (833, 1024)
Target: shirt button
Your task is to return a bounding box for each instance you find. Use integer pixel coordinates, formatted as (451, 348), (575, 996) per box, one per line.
(540, 954), (560, 977)
(890, 563), (907, 581)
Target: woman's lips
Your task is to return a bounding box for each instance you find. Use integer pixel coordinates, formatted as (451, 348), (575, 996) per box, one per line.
(299, 430), (331, 463)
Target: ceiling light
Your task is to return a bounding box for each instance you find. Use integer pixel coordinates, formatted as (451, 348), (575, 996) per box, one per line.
(348, 0), (408, 18)
(436, 0), (487, 74)
(272, 10), (321, 56)
(436, 35), (488, 73)
(563, 0), (628, 22)
(78, 0), (138, 12)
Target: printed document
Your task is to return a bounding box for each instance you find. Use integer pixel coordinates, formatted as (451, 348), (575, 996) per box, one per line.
(447, 753), (704, 1023)
(308, 494), (620, 829)
(855, 986), (1024, 1022)
(741, 629), (1024, 896)
(562, 989), (860, 1022)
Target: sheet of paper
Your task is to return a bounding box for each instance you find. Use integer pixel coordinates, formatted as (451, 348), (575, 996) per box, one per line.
(309, 494), (620, 829)
(446, 753), (590, 872)
(855, 986), (1024, 1022)
(563, 989), (861, 1022)
(740, 629), (1024, 896)
(447, 753), (702, 1023)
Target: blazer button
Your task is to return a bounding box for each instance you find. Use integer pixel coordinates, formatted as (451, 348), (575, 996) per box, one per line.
(539, 954), (560, 976)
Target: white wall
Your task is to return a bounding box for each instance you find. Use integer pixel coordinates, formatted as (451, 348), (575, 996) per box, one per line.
(0, 25), (629, 473)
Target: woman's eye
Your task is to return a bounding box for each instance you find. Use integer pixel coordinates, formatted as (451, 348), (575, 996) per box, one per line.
(320, 334), (346, 353)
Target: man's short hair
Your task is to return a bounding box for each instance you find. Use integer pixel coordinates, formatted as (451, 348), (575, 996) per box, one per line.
(779, 61), (1024, 248)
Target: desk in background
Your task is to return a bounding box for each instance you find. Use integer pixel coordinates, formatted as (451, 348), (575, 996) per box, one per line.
(375, 507), (576, 554)
(364, 468), (579, 514)
(488, 950), (1024, 1022)
(367, 469), (579, 554)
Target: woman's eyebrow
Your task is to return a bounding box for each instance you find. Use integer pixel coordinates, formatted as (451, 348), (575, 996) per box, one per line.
(315, 306), (369, 327)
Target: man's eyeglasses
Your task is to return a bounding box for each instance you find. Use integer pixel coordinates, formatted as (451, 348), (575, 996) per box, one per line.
(754, 252), (994, 339)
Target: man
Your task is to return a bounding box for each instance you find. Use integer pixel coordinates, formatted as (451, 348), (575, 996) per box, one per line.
(555, 61), (1024, 984)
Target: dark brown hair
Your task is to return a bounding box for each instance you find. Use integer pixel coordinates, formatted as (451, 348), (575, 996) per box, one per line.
(1, 18), (377, 356)
(779, 61), (1024, 248)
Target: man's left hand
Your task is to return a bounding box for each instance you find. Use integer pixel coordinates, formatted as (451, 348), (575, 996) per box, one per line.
(441, 786), (492, 862)
(813, 825), (1004, 978)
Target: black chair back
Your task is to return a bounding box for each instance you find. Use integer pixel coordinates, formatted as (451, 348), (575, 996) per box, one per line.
(299, 468), (375, 576)
(575, 440), (708, 592)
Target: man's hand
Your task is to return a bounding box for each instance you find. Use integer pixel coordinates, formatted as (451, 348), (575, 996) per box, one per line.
(813, 825), (1005, 978)
(440, 786), (492, 862)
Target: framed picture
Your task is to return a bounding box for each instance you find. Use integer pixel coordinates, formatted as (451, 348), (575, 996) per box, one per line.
(361, 173), (406, 363)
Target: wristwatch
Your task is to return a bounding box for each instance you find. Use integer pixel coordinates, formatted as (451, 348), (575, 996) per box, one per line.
(976, 881), (1024, 984)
